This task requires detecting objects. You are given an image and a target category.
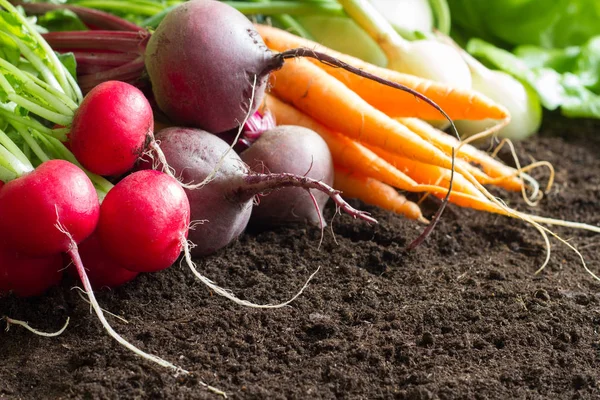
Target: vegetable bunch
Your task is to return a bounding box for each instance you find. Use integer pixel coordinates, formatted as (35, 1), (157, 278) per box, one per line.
(2, 1), (600, 397)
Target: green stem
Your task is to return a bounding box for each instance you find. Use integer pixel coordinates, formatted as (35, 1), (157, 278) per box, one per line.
(0, 31), (62, 95)
(17, 128), (51, 164)
(0, 143), (32, 176)
(44, 135), (113, 199)
(0, 164), (17, 182)
(23, 70), (79, 112)
(428, 0), (451, 35)
(337, 0), (410, 66)
(0, 128), (34, 169)
(51, 127), (70, 142)
(0, 107), (57, 138)
(23, 81), (75, 117)
(0, 58), (75, 116)
(68, 0), (165, 16)
(246, 0), (313, 38)
(0, 0), (77, 100)
(272, 14), (313, 38)
(22, 141), (31, 161)
(140, 5), (178, 29)
(7, 93), (72, 126)
(140, 0), (343, 28)
(225, 2), (344, 16)
(0, 72), (14, 95)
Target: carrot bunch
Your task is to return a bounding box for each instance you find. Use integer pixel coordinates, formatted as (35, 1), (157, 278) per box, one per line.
(256, 25), (600, 277)
(256, 24), (528, 220)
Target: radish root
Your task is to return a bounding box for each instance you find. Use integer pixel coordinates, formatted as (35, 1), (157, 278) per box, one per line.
(53, 211), (226, 397)
(73, 288), (130, 324)
(3, 316), (69, 337)
(181, 237), (320, 309)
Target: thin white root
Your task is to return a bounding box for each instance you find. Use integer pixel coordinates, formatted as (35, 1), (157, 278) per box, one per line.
(183, 74), (258, 190)
(3, 316), (69, 337)
(73, 288), (130, 324)
(491, 138), (544, 206)
(67, 248), (188, 375)
(520, 172), (540, 203)
(181, 237), (320, 309)
(526, 215), (600, 233)
(451, 153), (599, 279)
(56, 217), (227, 397)
(149, 140), (179, 181)
(306, 189), (326, 250)
(459, 116), (510, 146)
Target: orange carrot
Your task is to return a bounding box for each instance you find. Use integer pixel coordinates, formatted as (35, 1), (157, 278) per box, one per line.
(334, 166), (426, 223)
(256, 24), (508, 122)
(363, 144), (483, 197)
(397, 118), (525, 191)
(265, 95), (510, 216)
(267, 57), (473, 181)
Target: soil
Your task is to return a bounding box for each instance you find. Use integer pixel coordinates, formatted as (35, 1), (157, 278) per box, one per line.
(1, 113), (599, 400)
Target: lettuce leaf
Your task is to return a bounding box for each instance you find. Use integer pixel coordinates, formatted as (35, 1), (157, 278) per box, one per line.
(467, 38), (600, 118)
(448, 0), (600, 49)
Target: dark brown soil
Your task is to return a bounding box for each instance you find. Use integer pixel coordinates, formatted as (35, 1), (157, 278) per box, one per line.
(1, 114), (599, 400)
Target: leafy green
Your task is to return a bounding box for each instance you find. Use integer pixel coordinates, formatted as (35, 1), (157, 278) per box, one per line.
(57, 52), (77, 78)
(36, 9), (88, 32)
(467, 38), (600, 118)
(448, 0), (600, 49)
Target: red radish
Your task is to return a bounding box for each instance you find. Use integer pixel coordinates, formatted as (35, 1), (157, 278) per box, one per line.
(0, 247), (63, 297)
(69, 233), (139, 289)
(0, 160), (99, 257)
(139, 127), (375, 256)
(97, 169), (190, 272)
(68, 81), (154, 176)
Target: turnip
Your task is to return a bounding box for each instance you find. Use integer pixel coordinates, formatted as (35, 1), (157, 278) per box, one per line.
(140, 127), (375, 256)
(240, 125), (334, 228)
(0, 248), (63, 297)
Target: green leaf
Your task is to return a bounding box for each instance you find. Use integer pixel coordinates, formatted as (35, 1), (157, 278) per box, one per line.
(0, 31), (19, 65)
(57, 52), (77, 79)
(448, 0), (600, 49)
(467, 38), (600, 119)
(36, 9), (88, 32)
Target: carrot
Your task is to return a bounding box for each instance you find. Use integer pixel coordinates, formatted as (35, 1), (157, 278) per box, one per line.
(267, 57), (477, 183)
(333, 166), (426, 223)
(265, 95), (510, 216)
(363, 144), (484, 198)
(256, 24), (508, 122)
(397, 118), (526, 192)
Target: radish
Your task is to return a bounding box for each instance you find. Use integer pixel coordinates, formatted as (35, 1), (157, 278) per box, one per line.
(0, 159), (99, 258)
(96, 169), (190, 272)
(0, 248), (63, 297)
(139, 127), (376, 257)
(68, 81), (154, 177)
(240, 125), (334, 228)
